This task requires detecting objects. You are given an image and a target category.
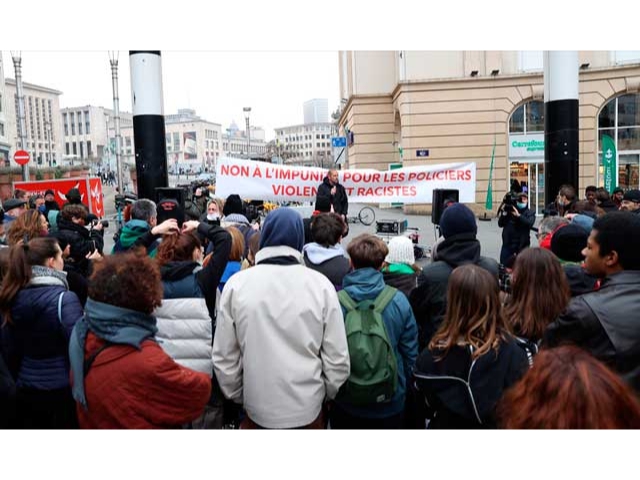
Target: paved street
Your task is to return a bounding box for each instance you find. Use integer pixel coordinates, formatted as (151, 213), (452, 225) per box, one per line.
(100, 183), (540, 262)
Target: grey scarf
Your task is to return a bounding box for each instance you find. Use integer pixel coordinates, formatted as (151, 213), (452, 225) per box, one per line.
(29, 265), (69, 290)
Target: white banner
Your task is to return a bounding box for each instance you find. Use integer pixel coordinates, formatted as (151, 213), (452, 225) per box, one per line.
(215, 157), (477, 204)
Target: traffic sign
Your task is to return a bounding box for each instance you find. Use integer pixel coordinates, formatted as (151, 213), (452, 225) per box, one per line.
(332, 137), (347, 148)
(14, 150), (30, 166)
(416, 149), (429, 157)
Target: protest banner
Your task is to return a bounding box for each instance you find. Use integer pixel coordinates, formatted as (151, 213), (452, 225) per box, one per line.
(215, 157), (476, 204)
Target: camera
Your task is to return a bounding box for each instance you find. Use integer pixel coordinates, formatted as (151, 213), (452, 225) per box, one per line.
(115, 192), (138, 210)
(92, 219), (109, 229)
(502, 192), (519, 208)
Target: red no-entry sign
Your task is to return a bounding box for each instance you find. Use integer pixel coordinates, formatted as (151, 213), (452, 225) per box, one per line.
(14, 150), (30, 166)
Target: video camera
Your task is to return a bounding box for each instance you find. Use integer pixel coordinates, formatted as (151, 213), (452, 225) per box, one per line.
(115, 192), (138, 210)
(502, 192), (520, 208)
(91, 218), (109, 229)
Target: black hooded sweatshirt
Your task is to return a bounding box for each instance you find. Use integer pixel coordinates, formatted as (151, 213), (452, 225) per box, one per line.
(409, 233), (499, 349)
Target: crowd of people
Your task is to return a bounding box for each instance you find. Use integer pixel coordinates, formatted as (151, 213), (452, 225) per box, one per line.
(1, 173), (640, 430)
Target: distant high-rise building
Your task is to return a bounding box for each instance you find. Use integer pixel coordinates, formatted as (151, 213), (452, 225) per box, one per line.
(303, 98), (328, 124)
(5, 78), (63, 168)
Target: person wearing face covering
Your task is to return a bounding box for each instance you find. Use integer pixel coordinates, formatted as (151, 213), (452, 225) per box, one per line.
(498, 192), (536, 266)
(212, 207), (350, 429)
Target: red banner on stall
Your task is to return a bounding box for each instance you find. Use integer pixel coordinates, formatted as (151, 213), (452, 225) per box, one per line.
(13, 177), (105, 217)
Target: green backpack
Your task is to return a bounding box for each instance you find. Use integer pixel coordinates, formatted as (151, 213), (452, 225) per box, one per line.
(337, 285), (398, 405)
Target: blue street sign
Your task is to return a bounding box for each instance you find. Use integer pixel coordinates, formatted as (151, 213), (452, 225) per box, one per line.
(332, 136), (347, 148)
(416, 149), (429, 157)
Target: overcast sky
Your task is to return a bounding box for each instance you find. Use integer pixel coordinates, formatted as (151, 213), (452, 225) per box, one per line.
(1, 51), (339, 140)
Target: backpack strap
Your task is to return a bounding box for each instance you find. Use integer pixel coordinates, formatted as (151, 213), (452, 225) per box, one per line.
(338, 290), (358, 312)
(373, 286), (397, 313)
(57, 292), (65, 324)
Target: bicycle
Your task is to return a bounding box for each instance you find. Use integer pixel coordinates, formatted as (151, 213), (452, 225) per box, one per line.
(346, 206), (376, 226)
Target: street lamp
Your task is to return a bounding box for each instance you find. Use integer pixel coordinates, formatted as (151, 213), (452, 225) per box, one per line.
(243, 107), (251, 158)
(11, 51), (29, 180)
(44, 120), (53, 167)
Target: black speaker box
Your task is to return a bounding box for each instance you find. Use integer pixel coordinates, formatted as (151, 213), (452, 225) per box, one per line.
(431, 189), (460, 225)
(155, 187), (187, 227)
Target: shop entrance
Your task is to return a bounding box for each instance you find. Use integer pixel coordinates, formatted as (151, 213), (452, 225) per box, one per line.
(618, 153), (640, 190)
(509, 161), (545, 216)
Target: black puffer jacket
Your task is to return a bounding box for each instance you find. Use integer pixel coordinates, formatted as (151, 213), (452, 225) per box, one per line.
(409, 234), (499, 349)
(317, 177), (348, 216)
(543, 271), (640, 392)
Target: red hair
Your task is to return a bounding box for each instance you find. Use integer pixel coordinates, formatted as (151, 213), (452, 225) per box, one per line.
(498, 346), (640, 429)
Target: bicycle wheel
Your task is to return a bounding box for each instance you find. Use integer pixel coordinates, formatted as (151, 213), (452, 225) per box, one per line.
(358, 206), (375, 226)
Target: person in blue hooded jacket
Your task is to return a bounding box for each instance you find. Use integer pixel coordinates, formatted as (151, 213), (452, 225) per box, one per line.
(330, 233), (418, 429)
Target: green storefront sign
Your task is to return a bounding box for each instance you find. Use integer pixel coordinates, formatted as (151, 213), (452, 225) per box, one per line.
(511, 139), (545, 152)
(601, 134), (617, 193)
(509, 134), (545, 159)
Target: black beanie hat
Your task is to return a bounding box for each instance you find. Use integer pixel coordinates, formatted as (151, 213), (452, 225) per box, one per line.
(66, 188), (81, 204)
(315, 196), (331, 213)
(223, 194), (244, 217)
(439, 203), (477, 238)
(551, 224), (588, 263)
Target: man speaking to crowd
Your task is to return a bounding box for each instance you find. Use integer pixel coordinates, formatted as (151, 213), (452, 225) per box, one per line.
(317, 168), (349, 226)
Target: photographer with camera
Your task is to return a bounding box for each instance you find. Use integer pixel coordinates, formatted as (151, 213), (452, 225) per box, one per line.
(498, 191), (535, 267)
(51, 204), (105, 278)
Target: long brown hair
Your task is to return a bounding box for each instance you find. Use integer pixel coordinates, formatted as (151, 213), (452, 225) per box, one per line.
(155, 232), (202, 266)
(429, 264), (508, 360)
(504, 248), (570, 341)
(7, 210), (47, 246)
(498, 346), (640, 429)
(226, 226), (245, 262)
(0, 237), (62, 325)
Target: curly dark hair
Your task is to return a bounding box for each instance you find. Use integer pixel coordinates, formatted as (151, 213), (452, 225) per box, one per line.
(88, 250), (163, 314)
(61, 204), (88, 222)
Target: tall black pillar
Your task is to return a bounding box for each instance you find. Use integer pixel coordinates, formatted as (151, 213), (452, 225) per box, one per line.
(129, 51), (168, 200)
(544, 51), (579, 207)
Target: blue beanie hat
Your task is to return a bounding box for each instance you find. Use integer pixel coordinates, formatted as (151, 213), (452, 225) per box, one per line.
(439, 203), (477, 238)
(259, 207), (304, 252)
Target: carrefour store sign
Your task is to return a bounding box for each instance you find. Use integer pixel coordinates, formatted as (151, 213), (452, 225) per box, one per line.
(509, 134), (545, 158)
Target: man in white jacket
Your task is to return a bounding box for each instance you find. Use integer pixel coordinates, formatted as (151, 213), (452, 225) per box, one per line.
(213, 207), (350, 429)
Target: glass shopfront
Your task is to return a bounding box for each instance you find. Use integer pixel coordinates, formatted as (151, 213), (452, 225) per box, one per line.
(508, 101), (545, 215)
(598, 94), (640, 191)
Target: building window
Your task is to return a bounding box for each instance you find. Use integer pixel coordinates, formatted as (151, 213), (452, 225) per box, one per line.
(71, 113), (76, 135)
(0, 123), (3, 137)
(509, 101), (544, 134)
(64, 114), (69, 136)
(173, 132), (180, 151)
(66, 142), (70, 155)
(87, 140), (92, 157)
(79, 142), (85, 159)
(72, 142), (77, 155)
(0, 93), (2, 113)
(613, 51), (640, 65)
(78, 120), (83, 135)
(519, 51), (543, 72)
(598, 93), (640, 190)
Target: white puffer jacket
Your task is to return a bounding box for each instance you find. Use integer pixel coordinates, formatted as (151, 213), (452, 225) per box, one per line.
(155, 297), (213, 376)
